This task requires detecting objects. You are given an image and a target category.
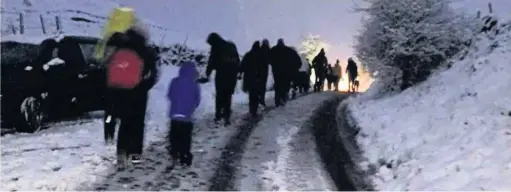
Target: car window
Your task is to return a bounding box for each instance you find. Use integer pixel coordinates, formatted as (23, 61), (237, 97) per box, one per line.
(78, 43), (95, 65)
(78, 43), (116, 67)
(52, 48), (58, 58)
(0, 42), (40, 66)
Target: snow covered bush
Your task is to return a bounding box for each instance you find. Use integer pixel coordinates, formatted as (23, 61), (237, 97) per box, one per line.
(299, 34), (330, 61)
(157, 43), (208, 67)
(355, 0), (477, 92)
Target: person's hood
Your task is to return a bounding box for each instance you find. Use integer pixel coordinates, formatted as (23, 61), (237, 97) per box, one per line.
(124, 28), (147, 50)
(319, 48), (325, 56)
(277, 38), (285, 47)
(178, 61), (198, 80)
(262, 39), (269, 46)
(124, 20), (149, 48)
(251, 41), (260, 50)
(131, 20), (150, 42)
(207, 32), (224, 46)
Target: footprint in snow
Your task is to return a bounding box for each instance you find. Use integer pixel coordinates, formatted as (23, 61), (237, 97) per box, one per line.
(117, 176), (136, 184)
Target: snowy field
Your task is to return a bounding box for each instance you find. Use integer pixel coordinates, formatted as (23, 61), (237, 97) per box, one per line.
(238, 92), (340, 191)
(1, 0), (199, 48)
(345, 10), (511, 191)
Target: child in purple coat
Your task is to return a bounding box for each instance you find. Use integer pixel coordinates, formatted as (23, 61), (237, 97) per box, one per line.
(167, 61), (201, 166)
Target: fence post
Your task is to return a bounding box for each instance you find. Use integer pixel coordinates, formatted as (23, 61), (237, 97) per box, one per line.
(19, 13), (24, 34)
(11, 24), (17, 34)
(183, 35), (188, 47)
(55, 16), (61, 31)
(488, 2), (493, 13)
(40, 14), (46, 34)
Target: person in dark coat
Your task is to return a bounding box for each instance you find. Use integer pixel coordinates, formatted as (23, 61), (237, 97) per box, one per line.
(312, 48), (328, 92)
(258, 39), (271, 107)
(269, 39), (301, 106)
(326, 64), (334, 91)
(295, 54), (312, 94)
(103, 32), (125, 145)
(346, 57), (358, 92)
(239, 41), (264, 116)
(103, 24), (159, 167)
(200, 33), (240, 125)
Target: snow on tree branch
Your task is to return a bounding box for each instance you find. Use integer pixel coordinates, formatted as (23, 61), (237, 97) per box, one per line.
(299, 34), (330, 61)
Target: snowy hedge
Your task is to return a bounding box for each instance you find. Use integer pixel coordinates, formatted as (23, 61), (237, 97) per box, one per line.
(355, 0), (477, 92)
(158, 44), (209, 67)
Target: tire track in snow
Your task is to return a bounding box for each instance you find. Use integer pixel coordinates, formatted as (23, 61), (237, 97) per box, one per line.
(309, 95), (364, 190)
(208, 94), (306, 191)
(207, 108), (273, 191)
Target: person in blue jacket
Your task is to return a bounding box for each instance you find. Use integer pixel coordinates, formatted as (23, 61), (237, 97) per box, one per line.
(167, 61), (201, 167)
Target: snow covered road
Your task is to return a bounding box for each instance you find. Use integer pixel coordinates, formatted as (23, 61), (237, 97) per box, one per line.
(89, 95), (280, 191)
(237, 92), (348, 191)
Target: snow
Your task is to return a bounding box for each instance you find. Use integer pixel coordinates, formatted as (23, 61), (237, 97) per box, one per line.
(42, 58), (65, 71)
(238, 92), (340, 191)
(345, 16), (511, 190)
(0, 64), (253, 191)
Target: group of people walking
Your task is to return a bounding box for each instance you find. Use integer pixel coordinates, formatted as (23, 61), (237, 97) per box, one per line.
(98, 20), (359, 170)
(312, 50), (359, 92)
(198, 35), (310, 119)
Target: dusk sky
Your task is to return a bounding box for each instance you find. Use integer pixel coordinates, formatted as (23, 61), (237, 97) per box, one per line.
(118, 0), (365, 62)
(117, 0), (511, 63)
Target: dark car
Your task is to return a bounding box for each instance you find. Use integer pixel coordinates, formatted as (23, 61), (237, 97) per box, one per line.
(1, 35), (118, 133)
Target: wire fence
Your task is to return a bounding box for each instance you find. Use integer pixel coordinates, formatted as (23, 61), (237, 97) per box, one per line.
(1, 9), (204, 48)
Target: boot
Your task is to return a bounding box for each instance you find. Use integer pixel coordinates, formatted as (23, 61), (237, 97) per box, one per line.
(224, 118), (231, 126)
(116, 151), (128, 171)
(170, 156), (179, 168)
(214, 117), (222, 124)
(180, 153), (193, 167)
(130, 154), (143, 164)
